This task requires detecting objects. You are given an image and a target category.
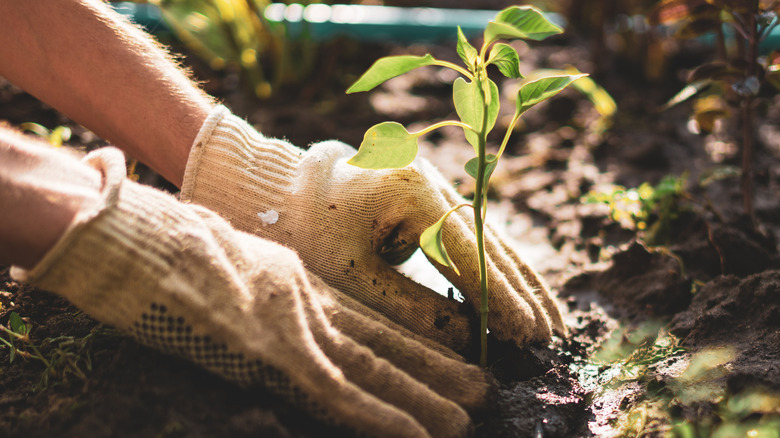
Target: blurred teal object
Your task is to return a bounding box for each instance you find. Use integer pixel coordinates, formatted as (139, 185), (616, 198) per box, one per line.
(112, 2), (777, 51)
(111, 2), (564, 43)
(262, 3), (564, 42)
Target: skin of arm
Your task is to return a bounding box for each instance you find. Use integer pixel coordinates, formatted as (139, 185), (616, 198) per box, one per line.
(0, 0), (215, 187)
(0, 126), (102, 269)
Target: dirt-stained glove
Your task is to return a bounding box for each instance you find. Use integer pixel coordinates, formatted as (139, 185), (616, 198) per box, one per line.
(181, 106), (566, 351)
(11, 147), (493, 438)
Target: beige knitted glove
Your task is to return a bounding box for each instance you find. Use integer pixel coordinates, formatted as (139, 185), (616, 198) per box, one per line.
(11, 147), (493, 438)
(181, 106), (565, 352)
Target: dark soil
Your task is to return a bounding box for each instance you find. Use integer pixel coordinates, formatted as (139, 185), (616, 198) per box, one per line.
(2, 2), (780, 437)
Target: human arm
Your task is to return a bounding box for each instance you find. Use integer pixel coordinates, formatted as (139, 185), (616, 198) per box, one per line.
(0, 0), (565, 353)
(4, 143), (492, 438)
(0, 126), (102, 269)
(0, 0), (214, 187)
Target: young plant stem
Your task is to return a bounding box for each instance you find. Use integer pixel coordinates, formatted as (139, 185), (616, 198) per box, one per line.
(475, 69), (491, 368)
(474, 142), (489, 368)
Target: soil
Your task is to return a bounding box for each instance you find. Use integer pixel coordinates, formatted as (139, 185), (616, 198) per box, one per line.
(2, 2), (779, 437)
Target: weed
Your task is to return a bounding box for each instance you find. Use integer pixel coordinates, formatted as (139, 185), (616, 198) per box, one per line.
(583, 165), (741, 248)
(583, 322), (780, 438)
(346, 6), (587, 366)
(1, 311), (106, 391)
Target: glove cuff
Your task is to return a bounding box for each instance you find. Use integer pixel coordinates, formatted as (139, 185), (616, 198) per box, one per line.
(180, 105), (303, 223)
(11, 147), (191, 331)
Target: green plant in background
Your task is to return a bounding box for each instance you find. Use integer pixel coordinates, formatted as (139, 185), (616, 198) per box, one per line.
(584, 173), (690, 246)
(346, 6), (585, 367)
(575, 320), (780, 437)
(150, 0), (315, 98)
(651, 0), (780, 223)
(1, 311), (103, 391)
(20, 122), (71, 147)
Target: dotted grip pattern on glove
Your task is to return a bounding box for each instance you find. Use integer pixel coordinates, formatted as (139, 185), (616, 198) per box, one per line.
(12, 147), (490, 438)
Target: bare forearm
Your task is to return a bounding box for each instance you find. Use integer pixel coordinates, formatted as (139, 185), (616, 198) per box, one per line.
(0, 127), (102, 269)
(0, 0), (214, 187)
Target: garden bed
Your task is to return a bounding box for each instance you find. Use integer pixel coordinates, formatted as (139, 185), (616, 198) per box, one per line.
(2, 2), (779, 436)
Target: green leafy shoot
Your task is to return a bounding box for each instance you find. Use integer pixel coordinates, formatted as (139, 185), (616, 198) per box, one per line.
(346, 5), (587, 367)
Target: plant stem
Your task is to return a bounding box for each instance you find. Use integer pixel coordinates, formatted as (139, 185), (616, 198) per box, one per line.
(412, 120), (476, 136)
(433, 60), (473, 80)
(474, 143), (489, 368)
(475, 69), (490, 368)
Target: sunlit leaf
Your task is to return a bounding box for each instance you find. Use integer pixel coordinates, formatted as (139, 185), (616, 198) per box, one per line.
(453, 77), (499, 152)
(420, 214), (459, 275)
(662, 79), (713, 110)
(515, 74), (587, 117)
(347, 122), (419, 169)
(456, 26), (478, 70)
(9, 312), (26, 335)
(538, 68), (617, 117)
(693, 94), (731, 133)
(347, 54), (437, 93)
(486, 43), (523, 79)
(464, 154), (498, 184)
(483, 6), (563, 45)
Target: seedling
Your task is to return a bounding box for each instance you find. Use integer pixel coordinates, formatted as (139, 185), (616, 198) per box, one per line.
(1, 311), (102, 390)
(346, 6), (585, 366)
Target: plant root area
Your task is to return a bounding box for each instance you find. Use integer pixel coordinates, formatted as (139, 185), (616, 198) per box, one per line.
(2, 6), (780, 438)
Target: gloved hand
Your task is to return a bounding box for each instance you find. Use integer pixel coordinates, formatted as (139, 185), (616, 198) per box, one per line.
(11, 147), (493, 438)
(181, 106), (566, 351)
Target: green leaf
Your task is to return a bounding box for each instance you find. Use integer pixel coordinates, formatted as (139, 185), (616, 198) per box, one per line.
(347, 54), (437, 93)
(420, 215), (459, 275)
(516, 74), (587, 117)
(464, 154), (498, 185)
(661, 79), (713, 110)
(486, 43), (523, 79)
(347, 122), (419, 169)
(484, 6), (563, 45)
(453, 77), (499, 152)
(9, 312), (26, 335)
(456, 26), (478, 70)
